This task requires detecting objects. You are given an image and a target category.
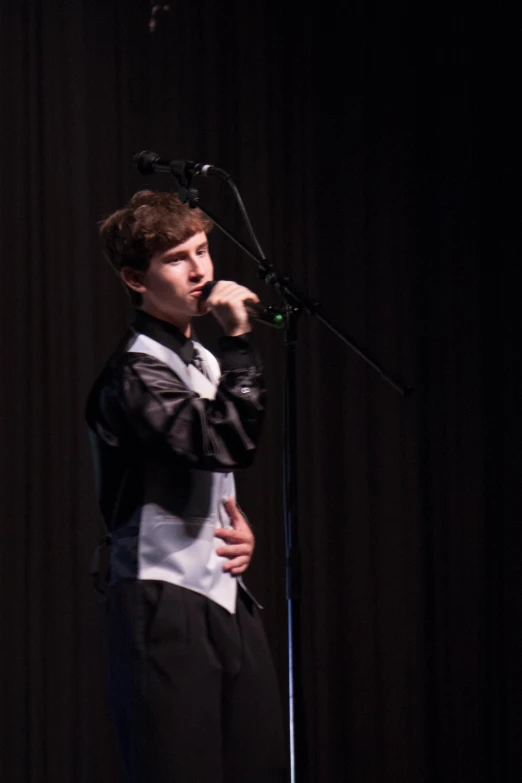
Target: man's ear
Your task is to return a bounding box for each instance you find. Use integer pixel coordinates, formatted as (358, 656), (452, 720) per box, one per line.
(120, 267), (147, 294)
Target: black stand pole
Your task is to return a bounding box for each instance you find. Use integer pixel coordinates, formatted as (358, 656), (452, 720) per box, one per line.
(134, 155), (412, 783)
(283, 307), (307, 782)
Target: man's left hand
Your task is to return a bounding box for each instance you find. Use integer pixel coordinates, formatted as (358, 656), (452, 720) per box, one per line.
(215, 497), (255, 575)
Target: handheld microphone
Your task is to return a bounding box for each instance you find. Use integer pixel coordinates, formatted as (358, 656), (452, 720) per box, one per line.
(201, 281), (286, 329)
(133, 150), (228, 180)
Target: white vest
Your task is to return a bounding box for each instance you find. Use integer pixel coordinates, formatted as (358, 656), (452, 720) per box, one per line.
(127, 333), (238, 614)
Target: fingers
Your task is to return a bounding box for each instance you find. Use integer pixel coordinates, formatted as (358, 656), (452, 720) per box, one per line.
(215, 523), (254, 552)
(216, 543), (252, 574)
(215, 543), (252, 558)
(206, 281), (260, 307)
(226, 557), (250, 575)
(216, 498), (254, 573)
(221, 499), (253, 535)
(220, 555), (251, 573)
(214, 527), (252, 543)
(222, 497), (241, 525)
(205, 280), (260, 336)
(218, 550), (251, 574)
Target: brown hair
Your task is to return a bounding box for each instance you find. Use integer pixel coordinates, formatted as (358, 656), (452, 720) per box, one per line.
(99, 190), (213, 305)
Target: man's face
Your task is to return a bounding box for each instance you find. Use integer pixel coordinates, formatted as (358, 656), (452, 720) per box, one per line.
(123, 231), (214, 335)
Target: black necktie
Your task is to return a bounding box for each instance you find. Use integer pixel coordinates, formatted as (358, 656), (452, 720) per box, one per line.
(192, 346), (211, 380)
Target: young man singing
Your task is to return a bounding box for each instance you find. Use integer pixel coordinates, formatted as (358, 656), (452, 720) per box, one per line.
(85, 190), (286, 782)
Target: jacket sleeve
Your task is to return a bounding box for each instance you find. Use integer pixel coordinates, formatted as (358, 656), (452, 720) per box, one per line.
(100, 336), (265, 471)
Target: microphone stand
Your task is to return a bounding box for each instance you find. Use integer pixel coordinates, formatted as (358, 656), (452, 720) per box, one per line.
(140, 164), (412, 783)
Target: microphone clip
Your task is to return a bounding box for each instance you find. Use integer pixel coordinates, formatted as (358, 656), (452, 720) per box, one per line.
(169, 160), (199, 206)
(178, 184), (200, 208)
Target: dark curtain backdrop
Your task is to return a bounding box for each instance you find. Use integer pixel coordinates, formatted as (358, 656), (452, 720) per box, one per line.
(0, 2), (519, 782)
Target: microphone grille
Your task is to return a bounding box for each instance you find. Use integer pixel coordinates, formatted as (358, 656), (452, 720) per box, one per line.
(133, 150), (159, 175)
(200, 281), (217, 300)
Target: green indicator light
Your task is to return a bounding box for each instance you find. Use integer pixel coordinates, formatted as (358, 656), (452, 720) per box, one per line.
(274, 314), (284, 325)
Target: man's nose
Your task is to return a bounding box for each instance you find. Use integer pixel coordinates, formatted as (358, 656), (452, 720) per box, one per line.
(189, 255), (204, 277)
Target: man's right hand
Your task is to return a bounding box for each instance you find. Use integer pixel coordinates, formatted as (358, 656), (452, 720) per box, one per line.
(215, 497), (255, 575)
(205, 280), (260, 336)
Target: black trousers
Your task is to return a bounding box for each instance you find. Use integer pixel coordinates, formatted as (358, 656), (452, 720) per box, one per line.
(106, 580), (288, 783)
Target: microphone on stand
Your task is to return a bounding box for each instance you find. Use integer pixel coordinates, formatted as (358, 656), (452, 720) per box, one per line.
(133, 150), (228, 180)
(201, 281), (286, 329)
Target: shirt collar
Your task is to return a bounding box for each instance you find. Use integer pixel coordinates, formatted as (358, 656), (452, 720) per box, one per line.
(132, 309), (196, 365)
